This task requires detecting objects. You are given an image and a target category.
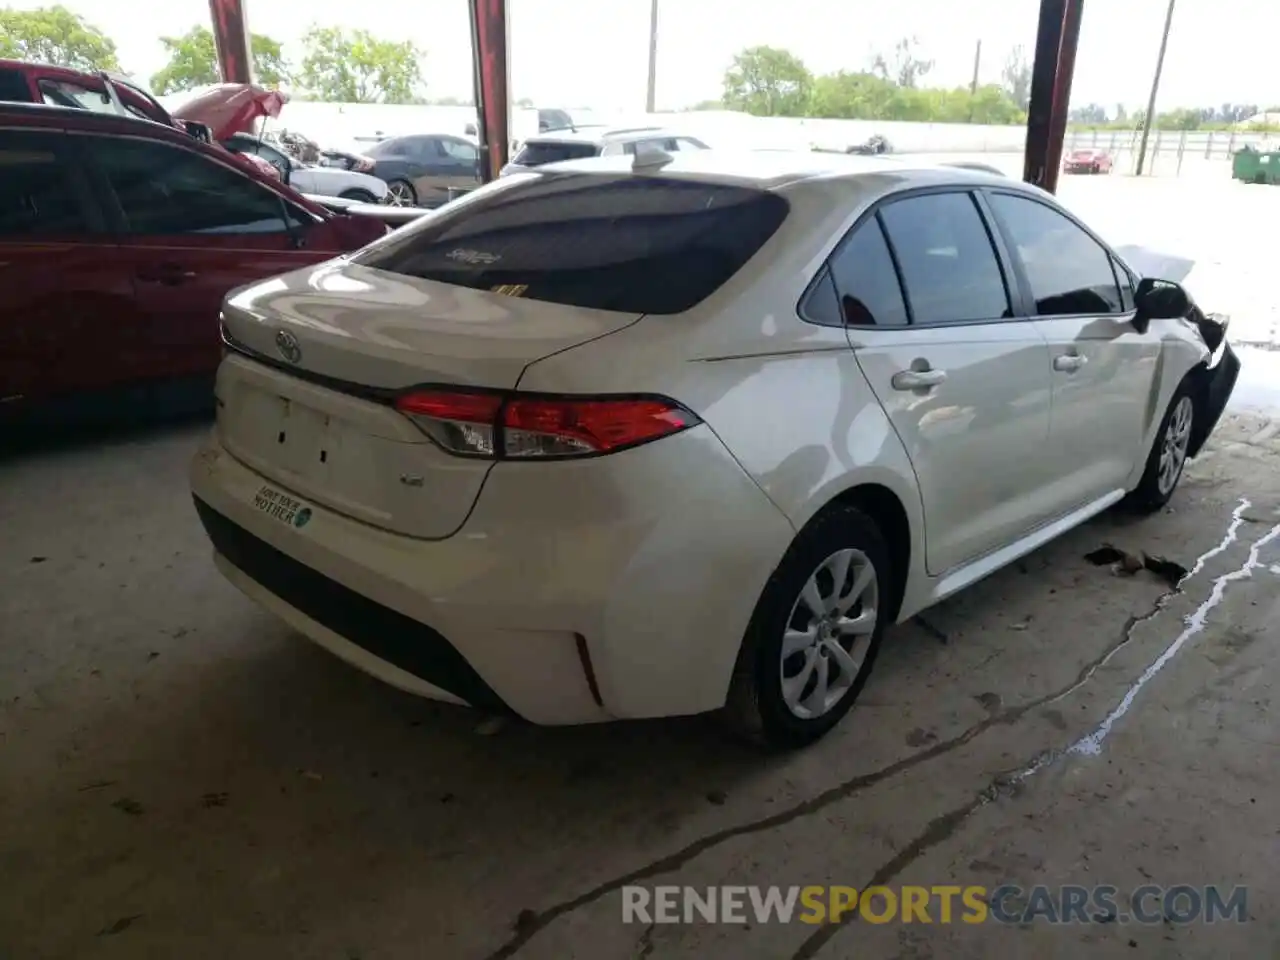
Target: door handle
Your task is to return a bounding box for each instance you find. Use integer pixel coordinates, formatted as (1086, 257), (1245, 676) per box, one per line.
(891, 368), (948, 390)
(137, 263), (196, 285)
(1053, 353), (1087, 372)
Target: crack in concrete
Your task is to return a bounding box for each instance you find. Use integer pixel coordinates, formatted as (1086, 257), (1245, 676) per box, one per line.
(790, 509), (1280, 960)
(480, 500), (1253, 960)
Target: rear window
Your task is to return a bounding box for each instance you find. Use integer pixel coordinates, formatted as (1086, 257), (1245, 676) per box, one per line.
(512, 141), (600, 167)
(353, 173), (790, 315)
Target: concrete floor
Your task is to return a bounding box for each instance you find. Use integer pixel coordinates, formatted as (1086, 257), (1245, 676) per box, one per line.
(4, 175), (1280, 959)
(3, 410), (1278, 959)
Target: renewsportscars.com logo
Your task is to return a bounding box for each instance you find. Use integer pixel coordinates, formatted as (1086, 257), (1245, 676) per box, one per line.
(622, 885), (1248, 926)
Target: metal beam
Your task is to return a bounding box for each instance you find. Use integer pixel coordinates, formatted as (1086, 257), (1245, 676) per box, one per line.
(469, 0), (512, 182)
(1023, 0), (1084, 193)
(207, 0), (253, 84)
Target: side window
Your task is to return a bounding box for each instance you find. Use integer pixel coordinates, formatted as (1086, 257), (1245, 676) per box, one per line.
(826, 217), (908, 327)
(440, 138), (478, 163)
(800, 268), (843, 327)
(91, 136), (302, 236)
(987, 192), (1123, 316)
(0, 68), (34, 102)
(411, 137), (443, 162)
(878, 192), (1011, 325)
(0, 134), (94, 237)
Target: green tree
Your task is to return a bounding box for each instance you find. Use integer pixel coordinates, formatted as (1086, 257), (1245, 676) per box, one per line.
(871, 36), (934, 89)
(0, 5), (119, 71)
(1000, 45), (1032, 111)
(297, 27), (425, 104)
(149, 26), (288, 94)
(808, 71), (898, 120)
(722, 46), (813, 117)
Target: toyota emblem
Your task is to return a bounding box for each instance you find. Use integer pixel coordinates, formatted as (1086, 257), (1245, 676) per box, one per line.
(275, 329), (302, 365)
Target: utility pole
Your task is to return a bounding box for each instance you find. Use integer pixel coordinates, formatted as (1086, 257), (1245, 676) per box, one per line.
(645, 0), (659, 113)
(967, 39), (982, 121)
(1136, 0), (1176, 175)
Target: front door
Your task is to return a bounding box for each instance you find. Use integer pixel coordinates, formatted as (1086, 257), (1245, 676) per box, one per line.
(985, 191), (1161, 504)
(83, 134), (320, 383)
(826, 191), (1054, 575)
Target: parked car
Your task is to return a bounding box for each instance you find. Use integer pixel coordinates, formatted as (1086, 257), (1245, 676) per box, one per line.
(1064, 148), (1114, 174)
(318, 148), (378, 173)
(0, 103), (387, 423)
(222, 133), (390, 203)
(0, 59), (279, 142)
(360, 133), (484, 207)
(190, 151), (1237, 748)
(499, 125), (709, 176)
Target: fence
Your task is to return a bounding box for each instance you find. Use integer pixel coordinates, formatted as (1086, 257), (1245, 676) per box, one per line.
(1063, 128), (1271, 179)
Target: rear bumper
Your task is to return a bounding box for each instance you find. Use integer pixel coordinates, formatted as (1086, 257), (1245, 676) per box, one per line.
(190, 427), (795, 725)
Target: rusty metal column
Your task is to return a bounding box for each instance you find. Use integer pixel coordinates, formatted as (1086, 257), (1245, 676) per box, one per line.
(469, 0), (512, 183)
(1023, 0), (1084, 193)
(208, 0), (253, 84)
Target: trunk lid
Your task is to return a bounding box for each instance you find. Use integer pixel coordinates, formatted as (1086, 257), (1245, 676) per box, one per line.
(221, 259), (643, 391)
(216, 259), (642, 539)
(170, 83), (287, 140)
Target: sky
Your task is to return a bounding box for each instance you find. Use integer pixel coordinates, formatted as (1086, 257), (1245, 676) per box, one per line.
(7, 0), (1280, 113)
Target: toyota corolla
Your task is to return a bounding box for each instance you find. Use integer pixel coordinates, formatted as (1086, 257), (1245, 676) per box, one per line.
(190, 151), (1237, 748)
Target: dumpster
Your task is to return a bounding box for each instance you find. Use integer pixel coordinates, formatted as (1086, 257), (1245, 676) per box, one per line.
(1233, 146), (1280, 184)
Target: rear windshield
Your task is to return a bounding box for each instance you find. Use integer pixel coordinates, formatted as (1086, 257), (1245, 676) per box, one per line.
(352, 173), (790, 315)
(512, 141), (600, 167)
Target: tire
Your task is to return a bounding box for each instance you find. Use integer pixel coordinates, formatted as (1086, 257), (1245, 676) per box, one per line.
(338, 188), (377, 203)
(1126, 380), (1197, 514)
(723, 506), (894, 750)
(386, 179), (417, 207)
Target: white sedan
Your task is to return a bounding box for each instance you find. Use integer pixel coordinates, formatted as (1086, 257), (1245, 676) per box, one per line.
(191, 151), (1237, 748)
(222, 132), (390, 203)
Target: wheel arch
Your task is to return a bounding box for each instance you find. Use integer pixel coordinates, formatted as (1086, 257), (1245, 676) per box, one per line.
(803, 481), (916, 624)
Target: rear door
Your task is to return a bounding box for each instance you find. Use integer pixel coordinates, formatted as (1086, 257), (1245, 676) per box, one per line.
(0, 127), (135, 406)
(80, 132), (324, 383)
(829, 190), (1054, 575)
(436, 136), (482, 196)
(985, 190), (1160, 503)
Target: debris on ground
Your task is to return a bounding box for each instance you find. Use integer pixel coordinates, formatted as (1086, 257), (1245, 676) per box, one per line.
(111, 797), (144, 816)
(299, 770), (323, 782)
(97, 914), (143, 936)
(1143, 555), (1188, 587)
(1085, 544), (1187, 585)
(475, 716), (506, 736)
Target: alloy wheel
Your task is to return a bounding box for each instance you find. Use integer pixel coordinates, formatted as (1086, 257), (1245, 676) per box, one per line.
(1158, 395), (1194, 495)
(387, 182), (415, 207)
(780, 548), (879, 720)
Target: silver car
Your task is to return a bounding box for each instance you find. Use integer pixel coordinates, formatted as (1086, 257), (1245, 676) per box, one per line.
(499, 125), (709, 176)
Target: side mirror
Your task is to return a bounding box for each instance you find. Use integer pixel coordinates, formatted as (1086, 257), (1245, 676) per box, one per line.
(1134, 277), (1189, 332)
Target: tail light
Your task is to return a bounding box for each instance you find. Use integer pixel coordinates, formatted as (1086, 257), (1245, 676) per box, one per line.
(394, 389), (701, 459)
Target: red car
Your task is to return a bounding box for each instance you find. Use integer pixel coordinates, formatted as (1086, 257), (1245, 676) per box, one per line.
(0, 58), (287, 182)
(1064, 148), (1114, 175)
(0, 102), (387, 423)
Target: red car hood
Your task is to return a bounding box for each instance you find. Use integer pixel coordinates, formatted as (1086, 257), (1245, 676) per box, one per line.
(170, 84), (288, 140)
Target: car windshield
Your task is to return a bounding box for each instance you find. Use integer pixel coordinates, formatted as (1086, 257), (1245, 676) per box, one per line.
(352, 172), (789, 315)
(511, 141), (601, 167)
